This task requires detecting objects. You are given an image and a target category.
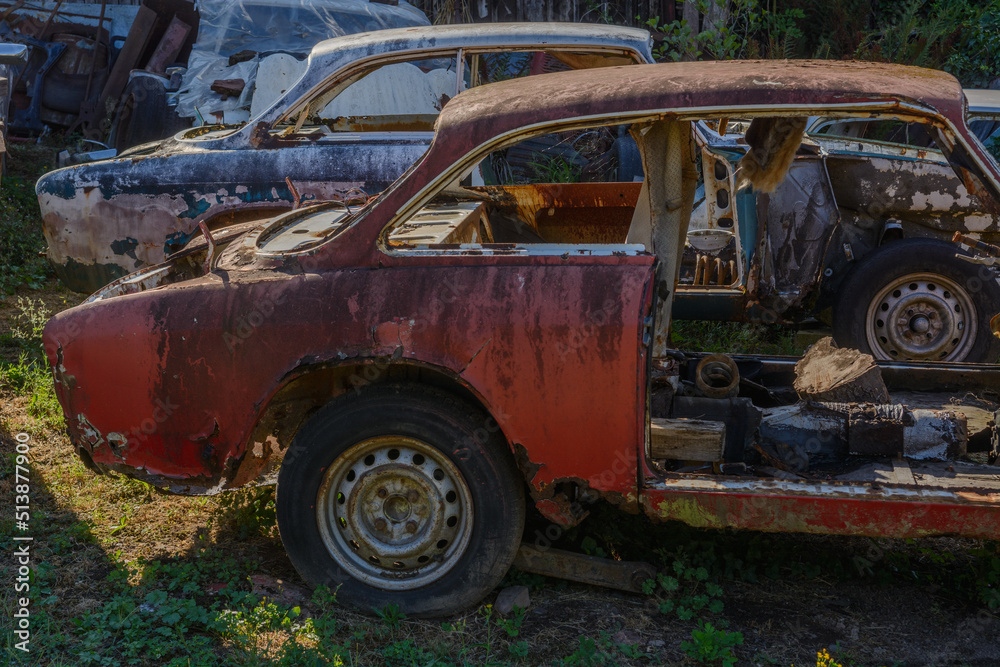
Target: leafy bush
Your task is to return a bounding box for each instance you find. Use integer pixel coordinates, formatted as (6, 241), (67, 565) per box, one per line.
(942, 0), (1000, 86)
(681, 621), (744, 666)
(642, 0), (1000, 89)
(214, 485), (279, 539)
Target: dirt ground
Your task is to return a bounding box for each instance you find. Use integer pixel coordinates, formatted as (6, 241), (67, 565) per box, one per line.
(3, 283), (1000, 667)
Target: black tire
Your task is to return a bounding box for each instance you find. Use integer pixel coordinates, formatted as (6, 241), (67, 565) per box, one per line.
(109, 76), (186, 152)
(276, 383), (525, 616)
(833, 238), (1000, 363)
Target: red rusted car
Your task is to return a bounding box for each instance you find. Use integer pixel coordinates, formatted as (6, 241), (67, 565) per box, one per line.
(45, 60), (1000, 615)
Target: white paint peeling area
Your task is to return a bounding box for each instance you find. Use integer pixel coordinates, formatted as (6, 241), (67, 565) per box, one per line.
(910, 187), (973, 211)
(250, 54), (308, 119)
(962, 215), (994, 232)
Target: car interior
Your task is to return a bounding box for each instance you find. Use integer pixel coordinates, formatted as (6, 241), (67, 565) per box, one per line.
(386, 120), (745, 289)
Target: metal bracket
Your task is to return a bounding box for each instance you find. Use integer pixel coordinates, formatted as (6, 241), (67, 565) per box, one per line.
(956, 253), (998, 267)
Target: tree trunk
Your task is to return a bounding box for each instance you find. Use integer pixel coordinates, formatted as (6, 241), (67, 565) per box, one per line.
(793, 337), (891, 404)
(682, 1), (700, 61)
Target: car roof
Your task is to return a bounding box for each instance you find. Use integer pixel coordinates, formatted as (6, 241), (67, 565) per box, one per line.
(231, 22), (654, 140)
(966, 89), (1000, 114)
(307, 22), (653, 61)
(431, 59), (966, 159)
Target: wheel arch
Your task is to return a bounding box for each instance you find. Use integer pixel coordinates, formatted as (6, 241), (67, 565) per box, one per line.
(229, 357), (518, 490)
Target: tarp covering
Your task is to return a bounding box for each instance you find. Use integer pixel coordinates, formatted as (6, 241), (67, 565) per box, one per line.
(178, 0), (428, 121)
(194, 0), (428, 57)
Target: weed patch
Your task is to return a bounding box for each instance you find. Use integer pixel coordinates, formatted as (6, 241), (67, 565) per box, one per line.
(0, 297), (62, 426)
(0, 143), (58, 296)
(681, 621), (743, 665)
(671, 320), (801, 356)
(214, 486), (279, 540)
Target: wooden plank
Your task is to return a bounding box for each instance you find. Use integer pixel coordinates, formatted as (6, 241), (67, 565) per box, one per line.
(145, 15), (191, 73)
(95, 4), (156, 114)
(650, 418), (726, 461)
(514, 544), (658, 593)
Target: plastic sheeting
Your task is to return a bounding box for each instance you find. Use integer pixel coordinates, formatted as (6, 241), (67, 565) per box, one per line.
(195, 0), (428, 57)
(177, 0), (428, 122)
(176, 52), (259, 121)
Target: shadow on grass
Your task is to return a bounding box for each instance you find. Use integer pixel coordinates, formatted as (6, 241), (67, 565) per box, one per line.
(5, 409), (1000, 666)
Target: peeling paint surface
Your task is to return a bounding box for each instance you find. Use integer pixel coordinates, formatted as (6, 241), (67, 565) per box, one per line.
(36, 24), (655, 294)
(643, 475), (1000, 539)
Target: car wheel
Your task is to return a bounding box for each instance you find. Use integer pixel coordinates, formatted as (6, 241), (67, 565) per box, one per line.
(276, 383), (525, 616)
(833, 238), (1000, 363)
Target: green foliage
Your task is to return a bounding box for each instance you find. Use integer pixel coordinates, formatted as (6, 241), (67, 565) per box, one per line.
(644, 551), (726, 621)
(66, 551), (307, 666)
(0, 143), (57, 295)
(381, 639), (446, 666)
(214, 485), (278, 539)
(555, 631), (643, 667)
(374, 602), (408, 630)
(3, 295), (49, 357)
(853, 0), (964, 68)
(639, 0), (999, 87)
(73, 590), (224, 665)
(276, 642), (341, 666)
(529, 154), (581, 183)
(0, 175), (50, 294)
(0, 297), (62, 425)
(941, 0), (1000, 86)
(671, 320), (801, 356)
(681, 621), (744, 666)
(642, 0), (805, 61)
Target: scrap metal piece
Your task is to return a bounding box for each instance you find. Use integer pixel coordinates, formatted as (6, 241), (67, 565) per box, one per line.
(146, 16), (192, 74)
(694, 353), (739, 398)
(760, 401), (968, 466)
(512, 544), (657, 593)
(284, 176), (301, 209)
(737, 116), (808, 193)
(197, 220), (216, 274)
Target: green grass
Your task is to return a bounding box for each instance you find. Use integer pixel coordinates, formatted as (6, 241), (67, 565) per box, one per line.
(0, 297), (62, 427)
(0, 143), (58, 296)
(672, 320), (802, 356)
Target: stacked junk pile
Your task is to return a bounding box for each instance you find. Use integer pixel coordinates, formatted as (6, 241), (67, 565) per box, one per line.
(0, 0), (427, 162)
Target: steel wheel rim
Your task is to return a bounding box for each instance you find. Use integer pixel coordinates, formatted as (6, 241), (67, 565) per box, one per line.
(865, 272), (977, 361)
(316, 435), (473, 590)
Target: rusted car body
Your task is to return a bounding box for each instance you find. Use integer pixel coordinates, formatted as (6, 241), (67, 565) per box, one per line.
(34, 23), (654, 294)
(45, 61), (1000, 615)
(674, 105), (1000, 363)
